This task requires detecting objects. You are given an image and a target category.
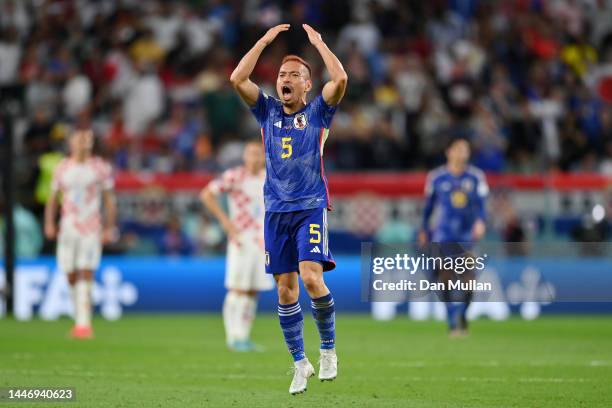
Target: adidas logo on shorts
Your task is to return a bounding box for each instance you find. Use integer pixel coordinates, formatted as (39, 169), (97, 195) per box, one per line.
(310, 246), (321, 254)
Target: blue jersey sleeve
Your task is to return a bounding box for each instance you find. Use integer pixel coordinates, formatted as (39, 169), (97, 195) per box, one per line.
(250, 91), (276, 126)
(311, 94), (337, 128)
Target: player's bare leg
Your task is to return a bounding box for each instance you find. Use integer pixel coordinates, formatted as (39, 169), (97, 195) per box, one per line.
(223, 289), (240, 349)
(276, 272), (314, 394)
(224, 288), (263, 352)
(70, 270), (94, 339)
(242, 289), (264, 350)
(300, 261), (337, 382)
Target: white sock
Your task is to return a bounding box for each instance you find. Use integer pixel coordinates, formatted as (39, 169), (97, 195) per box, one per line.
(74, 280), (91, 327)
(71, 284), (79, 324)
(223, 292), (240, 345)
(85, 281), (93, 325)
(295, 358), (310, 367)
(234, 295), (257, 342)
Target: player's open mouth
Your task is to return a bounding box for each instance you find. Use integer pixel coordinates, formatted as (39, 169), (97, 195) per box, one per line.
(281, 85), (293, 98)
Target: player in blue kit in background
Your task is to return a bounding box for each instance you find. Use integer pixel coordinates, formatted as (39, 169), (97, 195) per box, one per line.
(230, 23), (347, 394)
(419, 138), (489, 337)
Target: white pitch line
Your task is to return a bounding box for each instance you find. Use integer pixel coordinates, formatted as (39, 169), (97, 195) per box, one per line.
(520, 377), (591, 383)
(0, 368), (596, 384)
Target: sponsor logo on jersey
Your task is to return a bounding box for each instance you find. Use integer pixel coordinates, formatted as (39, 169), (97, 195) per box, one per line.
(294, 113), (307, 130)
(274, 121), (282, 128)
(265, 251), (270, 265)
(310, 246), (321, 254)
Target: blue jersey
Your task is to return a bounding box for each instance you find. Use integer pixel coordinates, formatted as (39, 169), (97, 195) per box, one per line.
(422, 165), (488, 243)
(251, 91), (336, 212)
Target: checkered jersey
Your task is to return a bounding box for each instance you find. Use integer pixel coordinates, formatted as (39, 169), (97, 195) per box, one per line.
(51, 157), (114, 237)
(207, 166), (265, 239)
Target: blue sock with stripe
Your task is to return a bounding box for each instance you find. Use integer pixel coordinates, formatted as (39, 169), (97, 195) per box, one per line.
(278, 302), (305, 362)
(311, 293), (335, 350)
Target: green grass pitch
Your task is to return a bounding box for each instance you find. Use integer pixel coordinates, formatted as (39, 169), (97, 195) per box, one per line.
(1, 314), (611, 407)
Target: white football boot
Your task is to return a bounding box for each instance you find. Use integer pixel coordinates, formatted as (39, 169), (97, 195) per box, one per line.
(289, 358), (315, 395)
(318, 349), (338, 381)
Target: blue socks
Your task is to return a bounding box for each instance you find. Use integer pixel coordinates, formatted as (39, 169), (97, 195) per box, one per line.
(311, 293), (336, 350)
(278, 294), (336, 361)
(446, 301), (468, 330)
(446, 302), (459, 330)
(278, 302), (305, 361)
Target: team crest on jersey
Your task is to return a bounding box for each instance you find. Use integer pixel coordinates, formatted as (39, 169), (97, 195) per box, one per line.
(461, 179), (474, 192)
(293, 113), (307, 130)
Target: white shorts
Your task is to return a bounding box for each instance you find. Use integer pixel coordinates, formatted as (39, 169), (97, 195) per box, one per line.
(225, 241), (274, 291)
(57, 233), (102, 274)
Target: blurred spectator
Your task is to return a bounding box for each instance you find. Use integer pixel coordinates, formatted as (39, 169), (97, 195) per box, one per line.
(571, 206), (609, 256)
(157, 215), (194, 256)
(490, 190), (530, 255)
(0, 1), (30, 36)
(183, 211), (224, 254)
(4, 0), (612, 181)
(62, 65), (92, 118)
(528, 84), (564, 165)
(561, 34), (597, 78)
(0, 199), (43, 259)
(0, 28), (21, 87)
(123, 65), (164, 135)
(193, 134), (218, 172)
(25, 70), (59, 117)
(130, 28), (165, 67)
(4, 0), (611, 259)
(146, 2), (181, 52)
(471, 104), (506, 172)
(24, 108), (53, 158)
(202, 80), (242, 146)
(337, 11), (381, 56)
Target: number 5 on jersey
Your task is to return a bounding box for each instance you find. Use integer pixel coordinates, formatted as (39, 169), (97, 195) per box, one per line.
(281, 137), (292, 159)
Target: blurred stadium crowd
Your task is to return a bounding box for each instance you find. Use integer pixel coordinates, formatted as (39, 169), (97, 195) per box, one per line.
(2, 0), (612, 256)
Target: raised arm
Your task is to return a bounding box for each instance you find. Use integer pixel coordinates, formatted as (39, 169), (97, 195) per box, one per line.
(230, 24), (290, 106)
(303, 24), (348, 106)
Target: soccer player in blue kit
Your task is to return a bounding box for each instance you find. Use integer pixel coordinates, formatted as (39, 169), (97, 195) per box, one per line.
(230, 24), (347, 394)
(419, 138), (489, 337)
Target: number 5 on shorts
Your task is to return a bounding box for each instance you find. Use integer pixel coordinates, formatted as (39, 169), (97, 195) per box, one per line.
(309, 224), (321, 243)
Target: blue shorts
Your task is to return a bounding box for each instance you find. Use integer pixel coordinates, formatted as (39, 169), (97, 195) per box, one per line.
(264, 208), (335, 274)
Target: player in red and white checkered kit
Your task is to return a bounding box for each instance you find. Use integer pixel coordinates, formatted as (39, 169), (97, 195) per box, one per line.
(44, 129), (117, 339)
(201, 141), (273, 351)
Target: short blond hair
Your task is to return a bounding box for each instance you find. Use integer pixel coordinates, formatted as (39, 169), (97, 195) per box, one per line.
(281, 55), (312, 78)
